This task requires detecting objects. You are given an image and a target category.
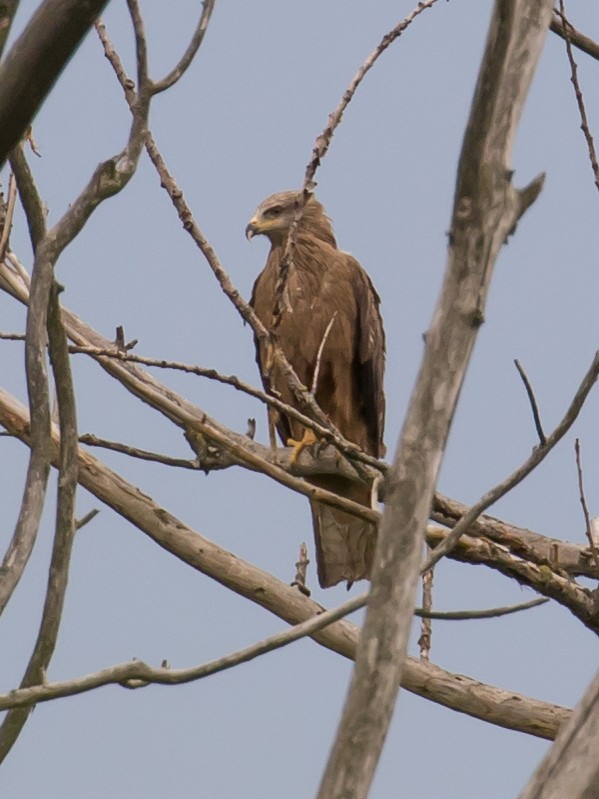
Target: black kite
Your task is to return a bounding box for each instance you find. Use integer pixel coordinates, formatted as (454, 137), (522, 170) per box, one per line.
(246, 191), (385, 588)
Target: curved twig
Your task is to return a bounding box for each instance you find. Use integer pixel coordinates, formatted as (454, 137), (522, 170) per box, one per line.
(414, 596), (548, 620)
(150, 0), (215, 94)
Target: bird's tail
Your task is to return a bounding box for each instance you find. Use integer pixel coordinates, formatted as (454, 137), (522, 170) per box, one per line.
(309, 476), (377, 589)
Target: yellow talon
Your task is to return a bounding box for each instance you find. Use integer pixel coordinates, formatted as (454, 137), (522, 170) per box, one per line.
(287, 429), (318, 464)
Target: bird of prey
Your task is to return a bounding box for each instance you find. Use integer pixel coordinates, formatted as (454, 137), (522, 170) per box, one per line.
(246, 191), (385, 588)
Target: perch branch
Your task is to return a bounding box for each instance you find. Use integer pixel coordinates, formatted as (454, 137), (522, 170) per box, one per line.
(0, 385), (570, 741)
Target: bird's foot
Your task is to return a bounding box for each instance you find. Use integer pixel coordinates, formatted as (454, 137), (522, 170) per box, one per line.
(287, 429), (318, 464)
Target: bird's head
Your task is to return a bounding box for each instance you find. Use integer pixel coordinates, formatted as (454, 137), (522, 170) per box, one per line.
(245, 190), (323, 246)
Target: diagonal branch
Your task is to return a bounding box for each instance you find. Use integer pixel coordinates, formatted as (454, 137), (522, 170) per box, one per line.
(272, 0), (441, 332)
(317, 2), (554, 796)
(422, 349), (599, 573)
(0, 0), (111, 167)
(550, 10), (599, 62)
(0, 385), (570, 741)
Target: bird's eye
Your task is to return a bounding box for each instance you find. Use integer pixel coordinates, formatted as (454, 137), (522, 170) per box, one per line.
(264, 206), (283, 219)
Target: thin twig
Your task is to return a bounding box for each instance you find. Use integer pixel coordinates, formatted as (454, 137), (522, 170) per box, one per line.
(551, 9), (599, 62)
(418, 553), (433, 661)
(273, 0), (441, 332)
(75, 508), (99, 530)
(558, 0), (599, 193)
(291, 542), (311, 596)
(0, 173), (17, 263)
(0, 591), (551, 713)
(79, 433), (198, 469)
(514, 358), (546, 444)
(68, 344), (358, 456)
(0, 589), (368, 710)
(150, 0), (215, 94)
(414, 596), (548, 620)
(311, 312), (337, 395)
(0, 145), (51, 621)
(574, 438), (599, 573)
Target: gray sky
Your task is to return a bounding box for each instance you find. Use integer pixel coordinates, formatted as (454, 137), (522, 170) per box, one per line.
(1, 1), (598, 796)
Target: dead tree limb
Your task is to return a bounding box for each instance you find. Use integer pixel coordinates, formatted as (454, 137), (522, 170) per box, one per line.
(0, 0), (111, 167)
(317, 2), (554, 797)
(519, 669), (599, 798)
(0, 385), (569, 741)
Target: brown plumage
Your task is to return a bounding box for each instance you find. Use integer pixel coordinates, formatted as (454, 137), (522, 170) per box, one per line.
(246, 191), (385, 588)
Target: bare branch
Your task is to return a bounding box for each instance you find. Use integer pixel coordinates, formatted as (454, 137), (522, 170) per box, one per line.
(4, 263), (596, 586)
(291, 542), (311, 596)
(0, 1), (20, 61)
(558, 0), (599, 194)
(518, 668), (599, 798)
(9, 143), (46, 250)
(551, 9), (599, 62)
(0, 385), (570, 741)
(574, 438), (599, 573)
(0, 173), (17, 263)
(432, 492), (599, 579)
(75, 508), (99, 530)
(0, 331), (24, 340)
(418, 556), (434, 661)
(0, 189), (52, 619)
(0, 0), (111, 167)
(426, 526), (598, 634)
(318, 3), (553, 795)
(423, 350), (599, 574)
(272, 0), (441, 332)
(0, 592), (548, 711)
(415, 596), (548, 620)
(0, 589), (367, 710)
(0, 278), (79, 762)
(79, 432), (198, 469)
(514, 358), (546, 444)
(67, 344), (368, 462)
(150, 0), (215, 94)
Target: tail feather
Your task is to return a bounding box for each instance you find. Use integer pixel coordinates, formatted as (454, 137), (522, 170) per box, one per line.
(309, 476), (376, 588)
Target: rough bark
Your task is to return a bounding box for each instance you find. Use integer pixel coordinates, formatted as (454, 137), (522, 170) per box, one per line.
(519, 670), (599, 798)
(0, 0), (111, 167)
(316, 2), (554, 797)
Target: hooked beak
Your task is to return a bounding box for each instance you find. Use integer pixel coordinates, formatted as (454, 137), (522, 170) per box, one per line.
(245, 221), (259, 241)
